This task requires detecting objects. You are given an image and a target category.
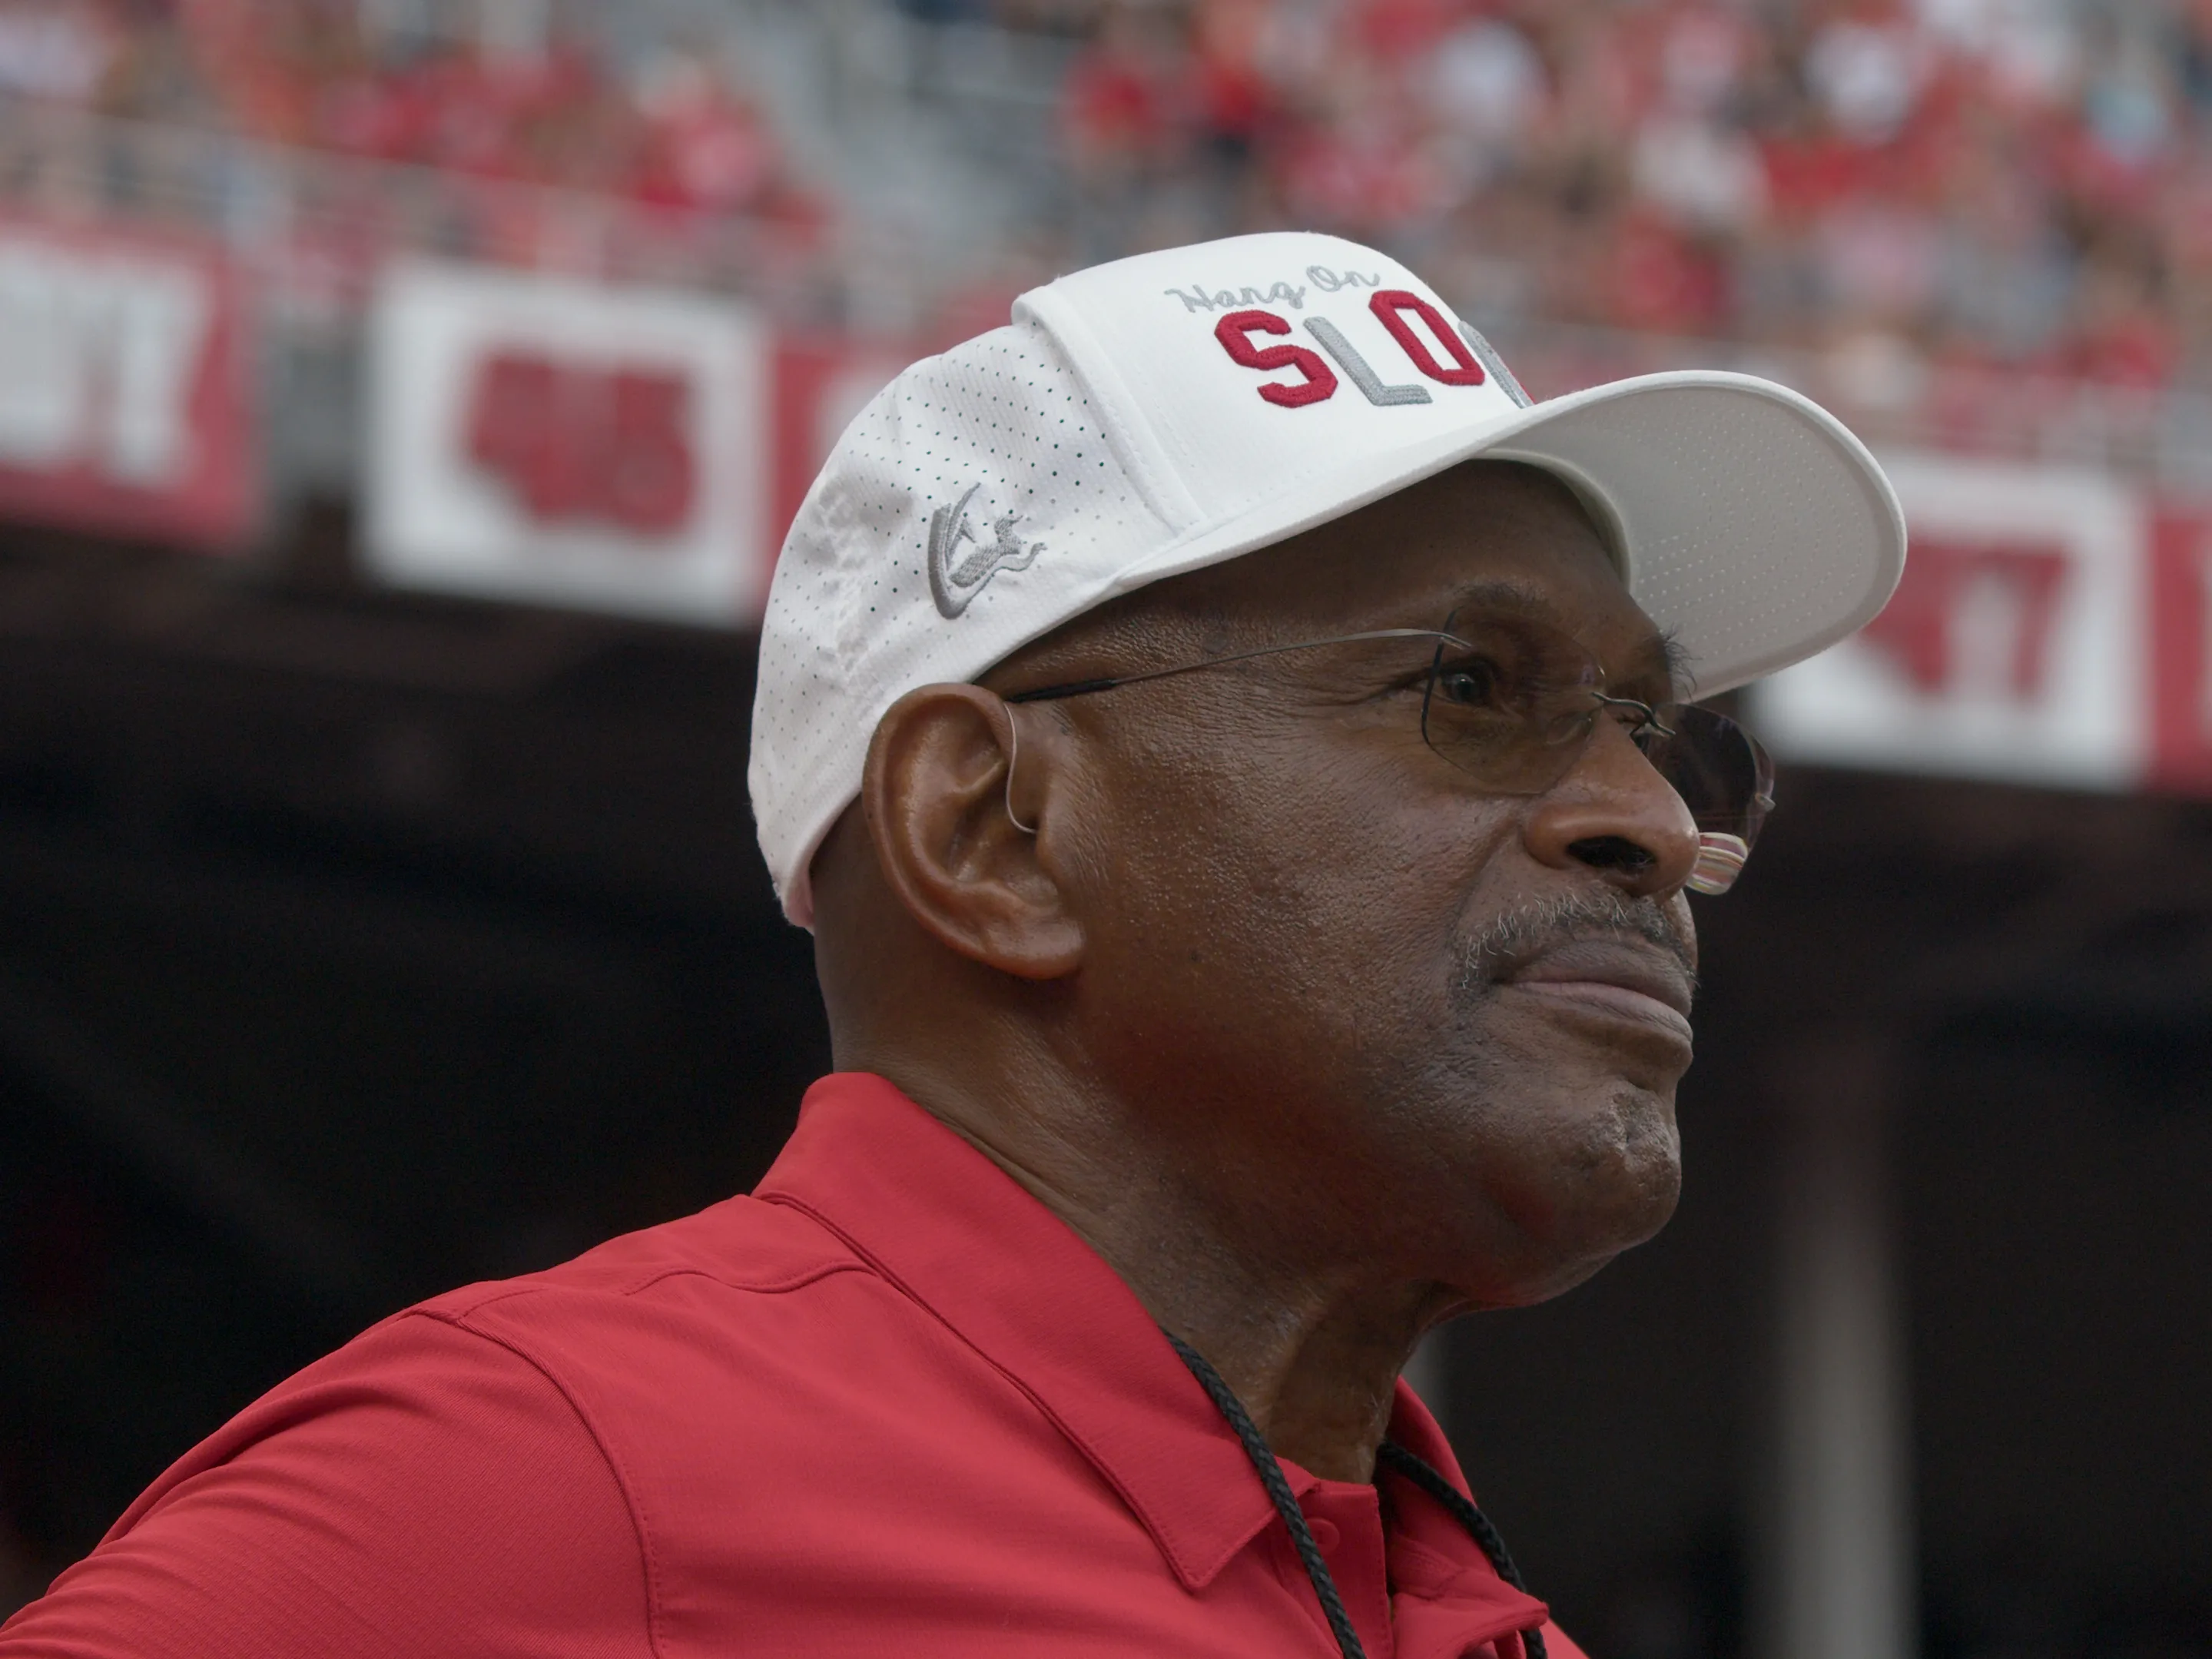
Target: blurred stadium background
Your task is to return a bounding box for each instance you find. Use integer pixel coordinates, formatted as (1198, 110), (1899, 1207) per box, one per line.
(0, 2), (2208, 1655)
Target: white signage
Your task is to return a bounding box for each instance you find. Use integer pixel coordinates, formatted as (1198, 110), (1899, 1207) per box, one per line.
(0, 214), (254, 547)
(366, 260), (770, 626)
(1753, 455), (2148, 791)
(0, 234), (209, 483)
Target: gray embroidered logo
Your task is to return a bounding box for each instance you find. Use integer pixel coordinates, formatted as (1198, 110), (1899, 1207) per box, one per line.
(1456, 321), (1532, 408)
(929, 484), (1044, 619)
(1164, 279), (1308, 314)
(1304, 317), (1431, 406)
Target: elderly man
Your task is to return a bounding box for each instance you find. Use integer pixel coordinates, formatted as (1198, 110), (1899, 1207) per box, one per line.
(2, 232), (1901, 1659)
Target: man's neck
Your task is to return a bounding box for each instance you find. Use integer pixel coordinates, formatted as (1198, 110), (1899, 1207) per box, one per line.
(874, 1056), (1456, 1483)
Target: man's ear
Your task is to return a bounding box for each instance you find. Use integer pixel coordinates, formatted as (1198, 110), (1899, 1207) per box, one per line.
(861, 684), (1085, 979)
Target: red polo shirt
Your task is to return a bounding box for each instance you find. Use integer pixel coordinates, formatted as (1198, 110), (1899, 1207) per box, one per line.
(3, 1073), (1584, 1659)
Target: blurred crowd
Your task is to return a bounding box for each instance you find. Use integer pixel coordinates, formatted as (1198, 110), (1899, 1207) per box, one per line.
(0, 0), (819, 222)
(3, 0), (2210, 393)
(1043, 0), (2212, 388)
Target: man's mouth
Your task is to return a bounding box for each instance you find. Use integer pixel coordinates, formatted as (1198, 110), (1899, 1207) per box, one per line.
(1493, 938), (1696, 1040)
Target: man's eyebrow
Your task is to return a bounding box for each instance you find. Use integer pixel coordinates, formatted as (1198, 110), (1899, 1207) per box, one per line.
(1434, 583), (1691, 691)
(1437, 581), (1567, 625)
(1640, 630), (1694, 695)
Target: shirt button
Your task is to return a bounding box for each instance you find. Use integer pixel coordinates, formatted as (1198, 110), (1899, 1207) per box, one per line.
(1305, 1517), (1341, 1553)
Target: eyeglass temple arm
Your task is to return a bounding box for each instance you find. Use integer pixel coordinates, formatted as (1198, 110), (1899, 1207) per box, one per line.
(1000, 629), (1466, 704)
(1590, 689), (1676, 738)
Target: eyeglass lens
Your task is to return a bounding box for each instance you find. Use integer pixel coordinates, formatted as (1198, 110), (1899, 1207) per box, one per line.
(1416, 612), (1775, 892)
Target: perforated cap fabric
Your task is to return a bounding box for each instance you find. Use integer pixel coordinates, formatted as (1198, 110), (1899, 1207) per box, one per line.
(751, 231), (1905, 926)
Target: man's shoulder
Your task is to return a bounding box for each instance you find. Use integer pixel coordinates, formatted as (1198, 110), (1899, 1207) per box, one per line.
(108, 1193), (885, 1515)
(364, 1186), (1051, 1561)
(429, 1188), (871, 1318)
(409, 1190), (898, 1381)
(55, 1191), (914, 1574)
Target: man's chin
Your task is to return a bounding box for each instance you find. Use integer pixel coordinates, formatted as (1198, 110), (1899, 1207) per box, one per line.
(1569, 1092), (1684, 1253)
(1498, 1084), (1683, 1302)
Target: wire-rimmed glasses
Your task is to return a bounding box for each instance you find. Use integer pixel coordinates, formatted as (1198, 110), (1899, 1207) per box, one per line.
(1003, 609), (1775, 895)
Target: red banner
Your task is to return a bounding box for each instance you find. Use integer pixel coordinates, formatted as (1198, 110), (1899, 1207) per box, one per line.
(0, 214), (256, 549)
(2149, 510), (2212, 795)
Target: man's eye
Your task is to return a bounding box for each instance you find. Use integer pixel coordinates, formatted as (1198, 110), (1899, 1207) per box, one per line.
(1435, 659), (1504, 706)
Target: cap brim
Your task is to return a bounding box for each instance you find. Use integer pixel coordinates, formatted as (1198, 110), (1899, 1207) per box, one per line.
(1109, 370), (1905, 698)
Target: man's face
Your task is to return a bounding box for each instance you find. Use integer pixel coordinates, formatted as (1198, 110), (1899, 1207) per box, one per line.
(987, 462), (1703, 1312)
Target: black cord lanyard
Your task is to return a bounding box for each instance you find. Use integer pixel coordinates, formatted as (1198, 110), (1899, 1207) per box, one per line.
(1167, 1332), (1547, 1659)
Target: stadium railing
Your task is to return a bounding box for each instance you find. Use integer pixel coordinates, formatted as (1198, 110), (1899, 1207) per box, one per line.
(4, 89), (2211, 511)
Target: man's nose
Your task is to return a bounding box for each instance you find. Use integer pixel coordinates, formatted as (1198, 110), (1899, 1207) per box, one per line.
(1521, 718), (1703, 897)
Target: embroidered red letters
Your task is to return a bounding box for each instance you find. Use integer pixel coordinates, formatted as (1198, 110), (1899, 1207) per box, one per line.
(1368, 290), (1487, 387)
(1212, 310), (1338, 408)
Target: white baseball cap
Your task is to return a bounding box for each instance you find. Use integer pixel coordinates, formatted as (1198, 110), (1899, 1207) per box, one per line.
(751, 231), (1905, 927)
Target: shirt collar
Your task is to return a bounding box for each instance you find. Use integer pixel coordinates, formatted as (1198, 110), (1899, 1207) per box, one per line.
(754, 1070), (1543, 1623)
